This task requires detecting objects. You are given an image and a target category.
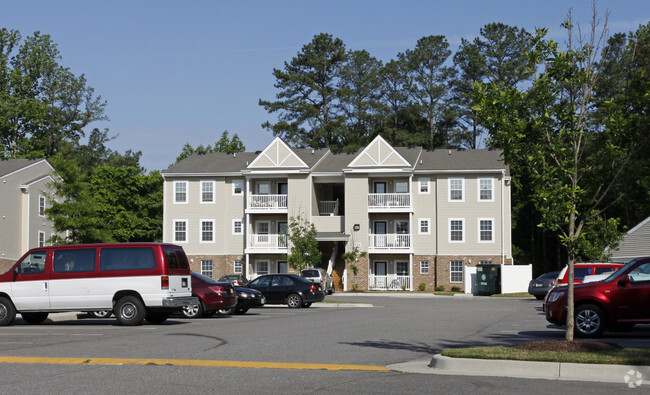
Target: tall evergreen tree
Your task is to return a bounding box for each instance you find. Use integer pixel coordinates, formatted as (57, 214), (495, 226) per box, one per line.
(399, 35), (455, 149)
(259, 33), (347, 148)
(337, 50), (383, 151)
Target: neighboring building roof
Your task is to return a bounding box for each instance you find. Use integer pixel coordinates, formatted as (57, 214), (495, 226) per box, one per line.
(163, 152), (260, 174)
(416, 148), (509, 175)
(0, 158), (51, 178)
(607, 216), (650, 262)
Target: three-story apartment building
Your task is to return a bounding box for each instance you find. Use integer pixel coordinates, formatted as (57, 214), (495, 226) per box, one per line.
(162, 136), (512, 292)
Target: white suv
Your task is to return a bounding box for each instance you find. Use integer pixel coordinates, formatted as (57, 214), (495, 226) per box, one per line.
(300, 268), (334, 295)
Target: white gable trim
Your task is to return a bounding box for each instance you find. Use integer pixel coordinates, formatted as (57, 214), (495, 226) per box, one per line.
(0, 159), (53, 180)
(247, 137), (308, 168)
(348, 135), (410, 168)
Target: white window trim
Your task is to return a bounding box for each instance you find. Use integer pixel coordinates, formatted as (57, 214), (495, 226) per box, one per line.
(478, 218), (495, 243)
(395, 180), (409, 194)
(418, 218), (431, 235)
(232, 219), (243, 235)
(450, 261), (463, 283)
(200, 219), (215, 243)
(39, 195), (46, 217)
(232, 179), (244, 196)
(478, 178), (494, 202)
(38, 231), (46, 247)
(201, 260), (213, 277)
(234, 260), (243, 274)
(200, 180), (215, 204)
(173, 181), (188, 204)
(448, 177), (465, 202)
(173, 219), (188, 243)
(448, 218), (465, 243)
(420, 261), (430, 274)
(395, 261), (409, 276)
(418, 177), (430, 194)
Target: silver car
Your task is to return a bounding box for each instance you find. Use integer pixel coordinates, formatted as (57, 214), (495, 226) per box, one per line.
(300, 268), (334, 295)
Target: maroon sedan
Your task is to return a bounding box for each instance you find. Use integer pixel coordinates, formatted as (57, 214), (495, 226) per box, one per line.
(182, 272), (237, 318)
(545, 257), (650, 337)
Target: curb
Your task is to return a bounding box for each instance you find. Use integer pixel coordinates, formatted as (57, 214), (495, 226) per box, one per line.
(390, 355), (650, 384)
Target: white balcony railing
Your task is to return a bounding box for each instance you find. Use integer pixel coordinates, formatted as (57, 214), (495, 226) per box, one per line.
(368, 193), (410, 209)
(247, 234), (288, 250)
(369, 275), (411, 291)
(368, 234), (411, 251)
(248, 194), (288, 210)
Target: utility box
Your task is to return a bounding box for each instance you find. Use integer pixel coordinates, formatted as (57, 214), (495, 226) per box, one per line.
(476, 264), (501, 295)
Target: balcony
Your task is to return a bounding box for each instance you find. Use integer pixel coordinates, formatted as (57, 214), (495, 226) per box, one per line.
(247, 194), (288, 213)
(246, 234), (288, 253)
(367, 234), (412, 253)
(369, 275), (412, 291)
(368, 193), (411, 212)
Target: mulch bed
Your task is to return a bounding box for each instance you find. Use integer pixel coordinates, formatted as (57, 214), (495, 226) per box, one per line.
(515, 340), (622, 353)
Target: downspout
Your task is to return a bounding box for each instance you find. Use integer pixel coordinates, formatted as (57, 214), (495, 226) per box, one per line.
(501, 170), (505, 265)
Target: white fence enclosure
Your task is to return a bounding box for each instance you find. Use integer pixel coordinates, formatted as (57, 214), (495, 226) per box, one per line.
(465, 264), (532, 295)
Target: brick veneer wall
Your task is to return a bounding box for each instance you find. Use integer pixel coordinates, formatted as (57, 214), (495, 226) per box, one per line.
(435, 255), (511, 292)
(187, 254), (244, 280)
(344, 256), (369, 291)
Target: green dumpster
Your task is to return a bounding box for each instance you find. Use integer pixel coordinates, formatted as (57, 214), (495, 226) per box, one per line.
(476, 264), (501, 295)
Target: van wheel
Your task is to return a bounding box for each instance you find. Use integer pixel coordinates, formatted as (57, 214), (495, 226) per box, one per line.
(182, 301), (204, 318)
(0, 297), (16, 326)
(21, 312), (49, 324)
(575, 304), (606, 338)
(115, 296), (146, 326)
(91, 310), (112, 318)
(287, 294), (302, 308)
(145, 312), (169, 324)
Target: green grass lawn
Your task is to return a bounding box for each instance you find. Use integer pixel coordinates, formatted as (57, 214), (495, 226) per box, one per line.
(442, 346), (650, 365)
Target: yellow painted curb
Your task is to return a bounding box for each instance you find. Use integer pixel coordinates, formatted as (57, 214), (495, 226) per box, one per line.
(0, 356), (389, 372)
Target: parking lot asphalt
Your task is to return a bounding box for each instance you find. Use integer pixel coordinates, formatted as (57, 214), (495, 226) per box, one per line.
(32, 293), (650, 385)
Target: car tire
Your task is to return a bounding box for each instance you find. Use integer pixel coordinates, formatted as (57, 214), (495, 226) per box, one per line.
(182, 300), (204, 318)
(218, 308), (234, 315)
(535, 295), (545, 300)
(203, 310), (217, 318)
(0, 297), (16, 326)
(234, 308), (249, 315)
(575, 304), (606, 338)
(144, 312), (169, 324)
(90, 310), (112, 318)
(21, 312), (49, 324)
(286, 293), (303, 308)
(115, 296), (146, 326)
(302, 303), (312, 308)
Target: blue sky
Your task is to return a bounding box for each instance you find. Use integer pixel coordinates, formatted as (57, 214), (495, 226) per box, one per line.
(3, 1), (649, 172)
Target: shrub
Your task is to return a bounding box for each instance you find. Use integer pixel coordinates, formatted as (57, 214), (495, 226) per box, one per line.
(418, 282), (426, 291)
(435, 285), (444, 291)
(451, 286), (461, 292)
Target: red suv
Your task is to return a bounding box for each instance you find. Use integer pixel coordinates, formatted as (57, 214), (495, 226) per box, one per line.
(545, 257), (650, 337)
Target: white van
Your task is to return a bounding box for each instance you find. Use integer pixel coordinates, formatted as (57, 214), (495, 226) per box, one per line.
(0, 243), (197, 326)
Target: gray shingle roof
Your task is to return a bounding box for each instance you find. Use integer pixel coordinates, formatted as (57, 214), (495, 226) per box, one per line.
(0, 158), (48, 178)
(416, 149), (509, 175)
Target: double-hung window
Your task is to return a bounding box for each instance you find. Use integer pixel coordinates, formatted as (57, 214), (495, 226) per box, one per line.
(39, 196), (46, 216)
(200, 220), (214, 243)
(201, 260), (213, 278)
(201, 181), (215, 203)
(234, 260), (243, 274)
(478, 178), (493, 201)
(232, 179), (244, 195)
(479, 219), (494, 242)
(233, 219), (243, 235)
(449, 219), (464, 242)
(419, 218), (430, 235)
(450, 261), (463, 282)
(174, 220), (188, 242)
(420, 261), (429, 274)
(449, 178), (464, 202)
(174, 181), (188, 203)
(418, 178), (430, 194)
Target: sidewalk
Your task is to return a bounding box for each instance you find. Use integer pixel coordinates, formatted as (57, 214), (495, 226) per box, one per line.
(389, 355), (650, 385)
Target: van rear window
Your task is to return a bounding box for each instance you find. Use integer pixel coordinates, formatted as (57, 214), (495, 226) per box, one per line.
(100, 247), (155, 271)
(54, 249), (96, 273)
(164, 247), (189, 270)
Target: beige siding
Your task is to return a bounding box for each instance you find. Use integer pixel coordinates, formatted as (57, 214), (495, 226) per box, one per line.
(412, 177), (437, 255)
(344, 174), (369, 250)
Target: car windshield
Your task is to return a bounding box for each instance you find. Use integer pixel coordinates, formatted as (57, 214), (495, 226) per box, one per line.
(600, 260), (638, 282)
